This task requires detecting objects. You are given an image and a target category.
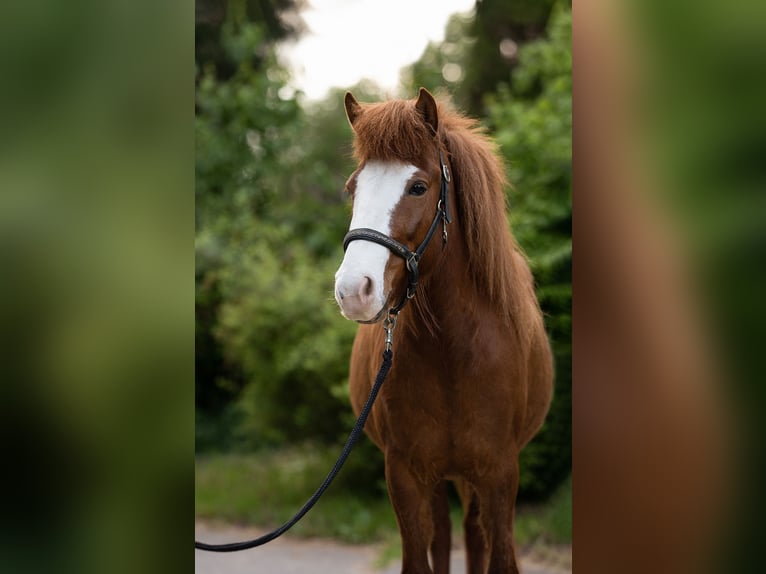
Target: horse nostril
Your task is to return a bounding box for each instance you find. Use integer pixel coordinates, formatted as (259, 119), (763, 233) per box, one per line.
(337, 288), (345, 300)
(362, 276), (373, 298)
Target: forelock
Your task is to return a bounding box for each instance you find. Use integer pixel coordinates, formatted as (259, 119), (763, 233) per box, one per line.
(351, 99), (435, 163)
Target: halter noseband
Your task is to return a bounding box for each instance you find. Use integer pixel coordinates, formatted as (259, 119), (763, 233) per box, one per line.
(342, 149), (452, 321)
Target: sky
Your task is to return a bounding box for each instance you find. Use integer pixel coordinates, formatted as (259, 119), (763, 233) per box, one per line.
(277, 0), (475, 101)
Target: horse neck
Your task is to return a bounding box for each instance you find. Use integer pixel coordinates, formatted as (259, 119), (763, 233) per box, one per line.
(403, 220), (478, 341)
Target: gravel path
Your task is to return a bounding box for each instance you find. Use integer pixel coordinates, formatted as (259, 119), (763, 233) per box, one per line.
(195, 521), (569, 574)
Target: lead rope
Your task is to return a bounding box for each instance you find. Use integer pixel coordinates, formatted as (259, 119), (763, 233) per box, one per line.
(195, 316), (397, 552)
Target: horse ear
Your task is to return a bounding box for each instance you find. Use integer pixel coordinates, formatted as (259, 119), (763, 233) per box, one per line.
(415, 87), (439, 135)
(344, 91), (362, 128)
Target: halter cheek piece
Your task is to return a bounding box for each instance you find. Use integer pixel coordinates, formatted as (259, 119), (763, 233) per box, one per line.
(343, 149), (452, 323)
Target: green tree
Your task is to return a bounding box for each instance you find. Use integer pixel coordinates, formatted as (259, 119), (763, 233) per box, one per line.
(399, 12), (474, 102)
(196, 0), (305, 82)
(195, 21), (302, 446)
(402, 0), (563, 116)
(195, 26), (371, 453)
(460, 0), (560, 115)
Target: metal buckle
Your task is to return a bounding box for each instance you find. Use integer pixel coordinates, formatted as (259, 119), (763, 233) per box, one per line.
(439, 149), (451, 182)
(405, 253), (419, 272)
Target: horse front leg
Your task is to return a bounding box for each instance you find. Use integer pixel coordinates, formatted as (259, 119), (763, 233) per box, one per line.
(430, 480), (451, 574)
(455, 478), (486, 574)
(385, 455), (437, 574)
(476, 463), (521, 574)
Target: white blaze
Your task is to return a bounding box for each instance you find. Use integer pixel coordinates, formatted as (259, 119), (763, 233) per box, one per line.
(335, 161), (418, 321)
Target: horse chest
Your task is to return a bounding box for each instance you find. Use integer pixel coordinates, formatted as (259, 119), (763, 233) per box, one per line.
(369, 365), (513, 475)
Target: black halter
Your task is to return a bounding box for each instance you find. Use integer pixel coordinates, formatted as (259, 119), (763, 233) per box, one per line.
(343, 149), (452, 320)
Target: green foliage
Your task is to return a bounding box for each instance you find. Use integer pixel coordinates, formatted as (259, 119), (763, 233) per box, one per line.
(461, 0), (560, 115)
(195, 24), (300, 234)
(487, 3), (572, 499)
(514, 475), (572, 548)
(213, 230), (357, 446)
(399, 12), (475, 102)
(196, 0), (305, 83)
(195, 23), (362, 453)
(195, 22), (300, 440)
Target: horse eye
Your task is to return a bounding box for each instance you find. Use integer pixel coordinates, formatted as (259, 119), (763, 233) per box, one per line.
(408, 182), (428, 196)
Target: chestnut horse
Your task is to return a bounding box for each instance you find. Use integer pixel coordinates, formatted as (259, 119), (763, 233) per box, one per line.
(334, 88), (553, 574)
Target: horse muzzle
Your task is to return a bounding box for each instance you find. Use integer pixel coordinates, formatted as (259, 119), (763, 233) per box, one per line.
(334, 271), (388, 323)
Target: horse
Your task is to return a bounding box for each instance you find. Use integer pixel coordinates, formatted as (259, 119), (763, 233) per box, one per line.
(333, 88), (553, 574)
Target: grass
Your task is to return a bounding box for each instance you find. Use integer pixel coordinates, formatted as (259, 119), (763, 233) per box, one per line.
(195, 445), (397, 544)
(515, 475), (572, 547)
(196, 447), (571, 553)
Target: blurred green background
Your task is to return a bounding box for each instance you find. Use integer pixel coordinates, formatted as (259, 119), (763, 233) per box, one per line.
(194, 0), (572, 549)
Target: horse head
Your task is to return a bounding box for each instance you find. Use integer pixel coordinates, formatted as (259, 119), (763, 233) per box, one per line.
(334, 88), (453, 323)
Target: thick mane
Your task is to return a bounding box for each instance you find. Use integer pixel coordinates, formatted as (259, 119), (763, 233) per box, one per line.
(438, 101), (530, 324)
(351, 96), (531, 324)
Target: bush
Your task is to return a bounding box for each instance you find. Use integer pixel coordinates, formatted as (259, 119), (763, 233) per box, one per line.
(210, 227), (357, 447)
